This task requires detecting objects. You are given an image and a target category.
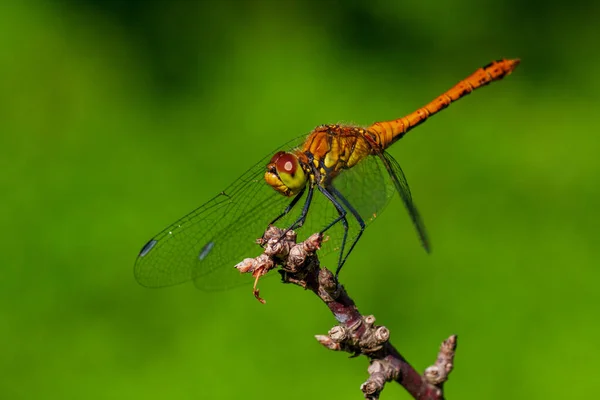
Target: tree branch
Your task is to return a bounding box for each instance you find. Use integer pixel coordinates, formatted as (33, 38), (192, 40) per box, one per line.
(235, 226), (457, 399)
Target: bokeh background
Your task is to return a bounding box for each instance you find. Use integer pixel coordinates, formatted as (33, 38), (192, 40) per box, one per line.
(2, 0), (599, 399)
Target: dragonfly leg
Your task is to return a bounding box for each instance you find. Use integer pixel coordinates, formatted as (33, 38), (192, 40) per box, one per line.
(317, 185), (350, 277)
(264, 184), (315, 245)
(289, 183), (314, 230)
(269, 186), (306, 226)
(328, 185), (366, 277)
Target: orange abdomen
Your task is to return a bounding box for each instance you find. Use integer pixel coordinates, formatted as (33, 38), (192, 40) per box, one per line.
(367, 59), (520, 150)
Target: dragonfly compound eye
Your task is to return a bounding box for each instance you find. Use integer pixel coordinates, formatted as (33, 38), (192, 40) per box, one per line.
(264, 151), (306, 197)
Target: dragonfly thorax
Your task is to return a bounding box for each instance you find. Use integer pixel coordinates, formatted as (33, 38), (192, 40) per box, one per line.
(265, 151), (308, 197)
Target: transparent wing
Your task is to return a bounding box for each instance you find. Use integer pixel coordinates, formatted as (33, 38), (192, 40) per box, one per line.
(134, 135), (306, 290)
(134, 135), (428, 291)
(326, 153), (396, 259)
(317, 150), (429, 264)
(266, 149), (423, 267)
(380, 151), (430, 252)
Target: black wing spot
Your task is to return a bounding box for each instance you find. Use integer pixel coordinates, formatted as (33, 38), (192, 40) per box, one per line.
(139, 239), (157, 257)
(198, 241), (215, 260)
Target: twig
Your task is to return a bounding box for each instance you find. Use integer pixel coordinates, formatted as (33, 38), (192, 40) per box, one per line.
(235, 226), (458, 399)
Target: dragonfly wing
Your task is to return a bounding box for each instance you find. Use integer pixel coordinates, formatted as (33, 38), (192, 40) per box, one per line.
(134, 136), (306, 290)
(260, 149), (428, 268)
(191, 187), (293, 290)
(304, 153), (397, 263)
(379, 151), (430, 252)
(332, 153), (395, 225)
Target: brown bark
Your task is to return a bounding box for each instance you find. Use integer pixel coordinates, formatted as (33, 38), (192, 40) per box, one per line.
(235, 226), (457, 399)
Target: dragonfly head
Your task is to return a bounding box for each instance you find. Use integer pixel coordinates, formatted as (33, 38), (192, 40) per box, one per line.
(265, 151), (307, 197)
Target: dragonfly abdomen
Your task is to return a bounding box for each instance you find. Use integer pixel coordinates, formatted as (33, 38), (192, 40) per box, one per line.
(367, 58), (520, 150)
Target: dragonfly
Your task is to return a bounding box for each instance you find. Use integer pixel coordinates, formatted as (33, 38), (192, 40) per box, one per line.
(135, 59), (520, 291)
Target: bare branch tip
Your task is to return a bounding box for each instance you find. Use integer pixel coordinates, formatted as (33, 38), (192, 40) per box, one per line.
(374, 326), (390, 343)
(364, 315), (376, 326)
(237, 227), (459, 398)
(328, 325), (348, 342)
(315, 334), (341, 351)
(361, 360), (391, 399)
(361, 380), (380, 397)
(424, 334), (459, 386)
(444, 334), (458, 351)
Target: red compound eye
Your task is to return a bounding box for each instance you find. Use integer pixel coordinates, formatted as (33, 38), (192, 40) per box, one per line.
(274, 152), (297, 175)
(269, 151), (285, 164)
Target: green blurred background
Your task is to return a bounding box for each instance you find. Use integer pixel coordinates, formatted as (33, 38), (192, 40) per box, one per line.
(1, 0), (599, 399)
